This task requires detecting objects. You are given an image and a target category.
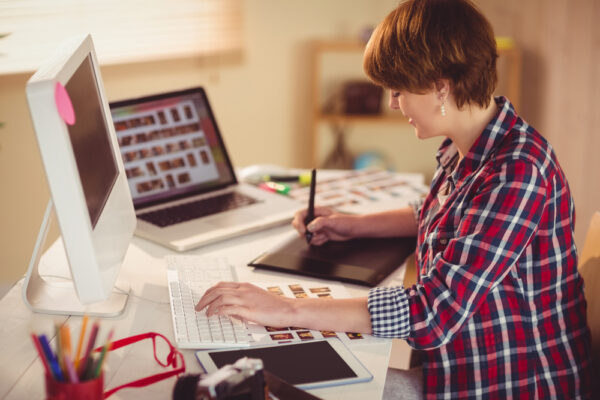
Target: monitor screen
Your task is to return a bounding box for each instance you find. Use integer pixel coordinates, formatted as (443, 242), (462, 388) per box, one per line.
(65, 55), (118, 228)
(25, 34), (136, 314)
(110, 90), (235, 208)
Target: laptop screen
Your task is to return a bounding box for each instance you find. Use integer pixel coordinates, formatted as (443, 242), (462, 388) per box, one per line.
(110, 88), (236, 209)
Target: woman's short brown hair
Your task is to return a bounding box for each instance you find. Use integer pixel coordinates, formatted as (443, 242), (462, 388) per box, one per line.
(363, 0), (498, 109)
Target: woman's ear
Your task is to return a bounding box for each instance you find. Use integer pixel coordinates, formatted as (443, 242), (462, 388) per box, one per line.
(434, 79), (450, 103)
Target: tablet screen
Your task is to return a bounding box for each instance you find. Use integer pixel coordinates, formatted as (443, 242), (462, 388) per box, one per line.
(207, 340), (357, 385)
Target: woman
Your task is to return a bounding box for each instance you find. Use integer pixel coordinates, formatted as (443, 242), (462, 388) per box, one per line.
(196, 0), (592, 397)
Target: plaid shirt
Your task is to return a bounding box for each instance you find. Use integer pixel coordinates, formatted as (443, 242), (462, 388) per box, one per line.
(368, 97), (592, 399)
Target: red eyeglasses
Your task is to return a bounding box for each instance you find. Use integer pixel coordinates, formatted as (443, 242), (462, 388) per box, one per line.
(94, 331), (186, 398)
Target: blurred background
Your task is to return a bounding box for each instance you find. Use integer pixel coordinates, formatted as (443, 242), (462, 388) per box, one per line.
(0, 0), (598, 294)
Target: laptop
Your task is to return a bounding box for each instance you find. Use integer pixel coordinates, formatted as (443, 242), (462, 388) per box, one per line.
(109, 87), (300, 251)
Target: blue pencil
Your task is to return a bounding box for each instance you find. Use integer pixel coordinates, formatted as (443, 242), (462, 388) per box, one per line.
(38, 334), (65, 382)
(30, 334), (52, 378)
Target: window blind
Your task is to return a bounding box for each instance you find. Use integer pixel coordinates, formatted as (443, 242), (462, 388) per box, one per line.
(0, 0), (243, 75)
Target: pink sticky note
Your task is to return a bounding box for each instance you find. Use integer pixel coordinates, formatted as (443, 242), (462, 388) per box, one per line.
(54, 82), (75, 126)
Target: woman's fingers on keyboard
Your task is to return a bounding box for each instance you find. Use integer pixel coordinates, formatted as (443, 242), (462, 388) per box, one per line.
(196, 282), (294, 327)
(195, 281), (238, 311)
(213, 281), (240, 289)
(204, 289), (246, 316)
(215, 305), (246, 320)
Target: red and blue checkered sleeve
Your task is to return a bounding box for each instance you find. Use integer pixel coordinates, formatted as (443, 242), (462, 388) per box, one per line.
(405, 159), (548, 349)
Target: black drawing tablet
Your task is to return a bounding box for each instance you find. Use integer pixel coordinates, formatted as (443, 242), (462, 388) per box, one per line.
(248, 235), (416, 287)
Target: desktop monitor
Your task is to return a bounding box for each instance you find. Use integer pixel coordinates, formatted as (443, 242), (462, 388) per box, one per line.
(23, 34), (136, 316)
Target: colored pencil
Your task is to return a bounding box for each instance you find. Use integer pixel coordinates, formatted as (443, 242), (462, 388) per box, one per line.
(64, 354), (79, 383)
(74, 315), (89, 370)
(30, 334), (52, 377)
(78, 320), (99, 378)
(61, 324), (72, 357)
(38, 334), (64, 382)
(93, 329), (114, 378)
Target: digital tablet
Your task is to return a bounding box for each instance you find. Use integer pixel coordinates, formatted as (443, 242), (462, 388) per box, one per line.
(248, 235), (416, 287)
(195, 339), (373, 390)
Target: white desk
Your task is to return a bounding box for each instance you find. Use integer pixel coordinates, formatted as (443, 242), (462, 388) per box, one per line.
(0, 224), (393, 399)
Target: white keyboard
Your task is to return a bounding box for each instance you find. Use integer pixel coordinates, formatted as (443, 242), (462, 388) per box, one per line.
(166, 255), (251, 349)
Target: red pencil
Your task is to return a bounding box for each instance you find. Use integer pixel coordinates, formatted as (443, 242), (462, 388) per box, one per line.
(30, 334), (52, 377)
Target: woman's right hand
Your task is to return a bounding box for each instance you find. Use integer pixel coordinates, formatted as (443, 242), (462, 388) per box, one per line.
(291, 206), (359, 245)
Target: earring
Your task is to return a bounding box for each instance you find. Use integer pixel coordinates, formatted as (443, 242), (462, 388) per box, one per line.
(440, 102), (446, 116)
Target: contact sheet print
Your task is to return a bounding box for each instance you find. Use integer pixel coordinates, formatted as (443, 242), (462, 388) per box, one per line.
(245, 282), (387, 347)
(286, 169), (428, 215)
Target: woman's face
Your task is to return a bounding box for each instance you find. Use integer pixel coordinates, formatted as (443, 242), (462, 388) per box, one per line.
(389, 89), (445, 139)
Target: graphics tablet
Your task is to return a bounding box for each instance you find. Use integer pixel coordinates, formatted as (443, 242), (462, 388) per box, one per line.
(248, 234), (416, 287)
(195, 339), (373, 390)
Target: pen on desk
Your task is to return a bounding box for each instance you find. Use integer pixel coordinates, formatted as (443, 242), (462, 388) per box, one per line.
(263, 172), (312, 185)
(74, 315), (89, 370)
(304, 169), (317, 244)
(263, 174), (299, 182)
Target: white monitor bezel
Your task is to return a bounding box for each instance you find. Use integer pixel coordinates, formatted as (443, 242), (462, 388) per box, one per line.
(25, 34), (136, 305)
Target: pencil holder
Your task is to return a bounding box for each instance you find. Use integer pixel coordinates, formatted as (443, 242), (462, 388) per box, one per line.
(45, 372), (104, 400)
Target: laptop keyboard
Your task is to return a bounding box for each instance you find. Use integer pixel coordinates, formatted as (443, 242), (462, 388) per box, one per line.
(138, 191), (258, 227)
(166, 255), (251, 349)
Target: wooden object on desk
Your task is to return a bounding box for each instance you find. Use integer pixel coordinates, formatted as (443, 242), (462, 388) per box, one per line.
(578, 212), (600, 395)
(309, 39), (522, 167)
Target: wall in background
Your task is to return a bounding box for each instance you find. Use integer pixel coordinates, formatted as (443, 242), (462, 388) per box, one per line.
(478, 0), (600, 252)
(1, 0), (598, 287)
(0, 0), (412, 285)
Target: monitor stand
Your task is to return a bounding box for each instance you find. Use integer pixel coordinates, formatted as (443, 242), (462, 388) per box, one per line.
(22, 200), (130, 317)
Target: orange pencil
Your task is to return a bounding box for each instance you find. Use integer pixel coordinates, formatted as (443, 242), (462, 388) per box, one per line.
(55, 323), (64, 373)
(61, 324), (72, 357)
(74, 315), (89, 369)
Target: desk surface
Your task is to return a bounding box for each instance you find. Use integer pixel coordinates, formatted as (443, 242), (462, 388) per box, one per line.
(0, 224), (394, 399)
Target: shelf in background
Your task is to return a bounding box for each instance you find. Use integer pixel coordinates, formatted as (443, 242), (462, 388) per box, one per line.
(316, 113), (407, 125)
(310, 38), (521, 166)
(312, 39), (366, 52)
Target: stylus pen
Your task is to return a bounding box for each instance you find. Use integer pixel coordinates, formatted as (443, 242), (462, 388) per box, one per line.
(304, 169), (317, 244)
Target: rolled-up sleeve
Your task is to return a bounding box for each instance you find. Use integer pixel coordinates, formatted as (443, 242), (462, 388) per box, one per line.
(368, 286), (411, 338)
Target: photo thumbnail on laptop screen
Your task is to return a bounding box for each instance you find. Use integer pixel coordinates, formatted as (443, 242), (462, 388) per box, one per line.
(111, 91), (235, 208)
